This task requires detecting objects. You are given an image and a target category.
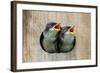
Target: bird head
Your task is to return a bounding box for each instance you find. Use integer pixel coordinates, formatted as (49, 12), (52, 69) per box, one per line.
(45, 22), (61, 32)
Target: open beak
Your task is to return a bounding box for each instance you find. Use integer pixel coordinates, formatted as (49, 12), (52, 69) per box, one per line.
(53, 23), (61, 32)
(68, 25), (75, 33)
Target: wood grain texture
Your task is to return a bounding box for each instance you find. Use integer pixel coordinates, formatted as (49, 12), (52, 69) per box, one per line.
(22, 10), (91, 62)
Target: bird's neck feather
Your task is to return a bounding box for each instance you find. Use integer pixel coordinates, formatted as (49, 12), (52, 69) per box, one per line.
(44, 30), (57, 38)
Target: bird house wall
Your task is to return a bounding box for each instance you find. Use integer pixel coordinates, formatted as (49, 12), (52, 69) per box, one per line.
(23, 10), (91, 62)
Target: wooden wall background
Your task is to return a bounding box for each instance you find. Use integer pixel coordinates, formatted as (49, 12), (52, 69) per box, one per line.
(23, 10), (91, 62)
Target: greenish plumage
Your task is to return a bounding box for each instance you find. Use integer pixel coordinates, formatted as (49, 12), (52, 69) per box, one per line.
(40, 22), (76, 53)
(42, 30), (58, 53)
(58, 26), (76, 53)
(40, 22), (60, 53)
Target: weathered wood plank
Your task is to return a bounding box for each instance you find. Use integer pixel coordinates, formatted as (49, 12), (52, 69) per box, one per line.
(23, 10), (91, 62)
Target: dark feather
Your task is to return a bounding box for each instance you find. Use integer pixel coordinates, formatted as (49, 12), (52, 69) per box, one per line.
(45, 22), (57, 32)
(40, 32), (47, 52)
(56, 31), (61, 53)
(59, 26), (68, 38)
(73, 36), (76, 47)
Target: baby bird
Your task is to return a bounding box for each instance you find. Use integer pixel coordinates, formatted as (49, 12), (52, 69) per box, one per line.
(40, 22), (61, 53)
(58, 25), (76, 53)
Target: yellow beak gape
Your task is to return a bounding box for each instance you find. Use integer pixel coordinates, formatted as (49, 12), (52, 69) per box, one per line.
(53, 23), (61, 32)
(68, 25), (75, 35)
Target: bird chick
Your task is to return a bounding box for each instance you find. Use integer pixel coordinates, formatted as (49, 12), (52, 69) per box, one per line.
(40, 22), (61, 53)
(58, 25), (76, 53)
